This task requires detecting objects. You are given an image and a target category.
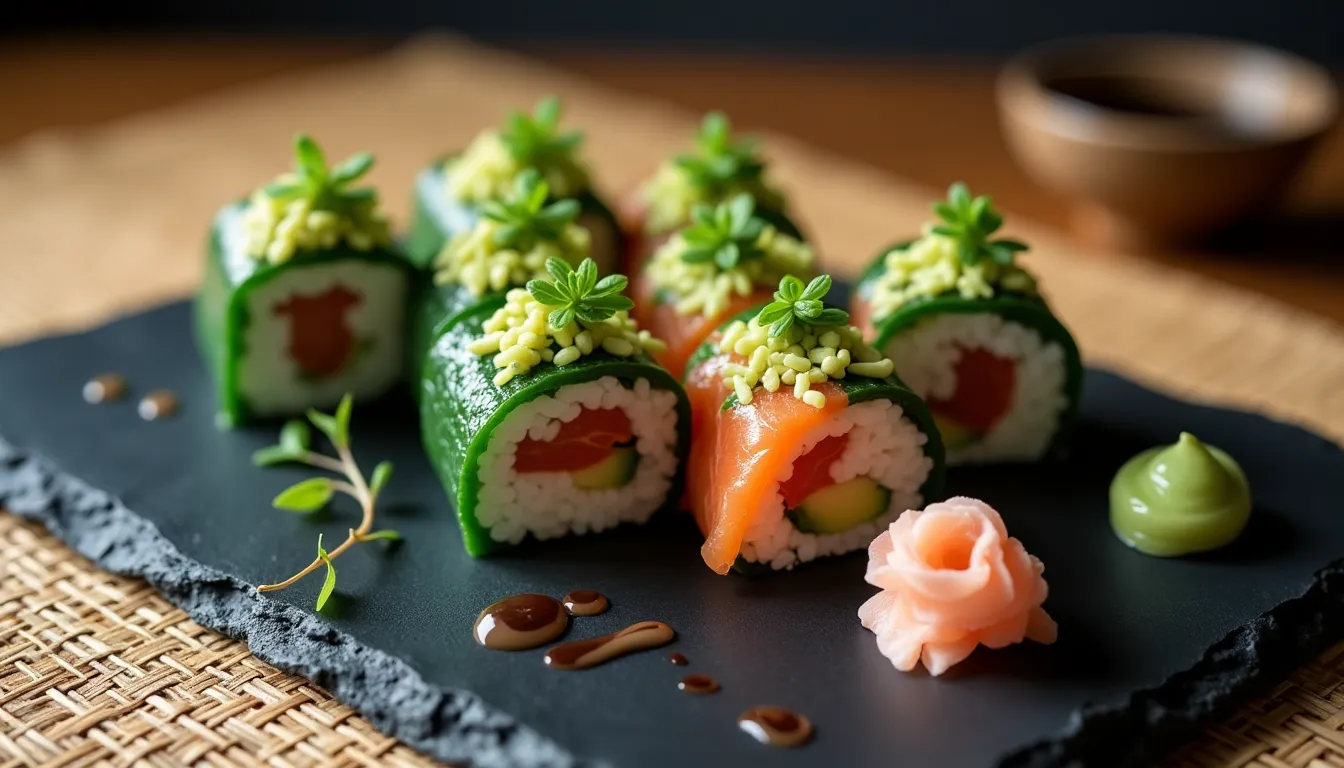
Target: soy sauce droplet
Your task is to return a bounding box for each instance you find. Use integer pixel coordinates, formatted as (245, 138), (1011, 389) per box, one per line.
(544, 621), (674, 670)
(738, 707), (813, 748)
(668, 652), (689, 666)
(678, 674), (719, 694)
(83, 374), (126, 404)
(138, 390), (179, 420)
(473, 594), (568, 651)
(561, 589), (609, 616)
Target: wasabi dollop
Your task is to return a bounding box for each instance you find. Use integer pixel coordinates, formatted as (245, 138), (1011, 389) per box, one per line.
(1109, 432), (1252, 557)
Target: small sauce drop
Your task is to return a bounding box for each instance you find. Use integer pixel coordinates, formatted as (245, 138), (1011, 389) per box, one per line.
(678, 674), (719, 694)
(562, 589), (609, 616)
(473, 594), (569, 651)
(544, 621), (675, 670)
(668, 652), (689, 666)
(738, 707), (814, 748)
(83, 373), (126, 404)
(138, 390), (179, 420)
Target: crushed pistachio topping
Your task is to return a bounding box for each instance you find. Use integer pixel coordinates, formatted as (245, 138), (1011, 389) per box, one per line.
(646, 194), (814, 318)
(718, 275), (894, 409)
(434, 170), (590, 296)
(446, 96), (592, 203)
(241, 134), (392, 264)
(640, 111), (786, 235)
(468, 258), (665, 387)
(867, 183), (1037, 319)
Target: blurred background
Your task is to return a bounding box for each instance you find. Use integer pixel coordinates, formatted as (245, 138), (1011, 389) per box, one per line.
(3, 1), (1342, 319)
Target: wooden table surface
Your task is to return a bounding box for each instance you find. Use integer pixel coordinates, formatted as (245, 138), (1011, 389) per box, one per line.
(2, 35), (1341, 323)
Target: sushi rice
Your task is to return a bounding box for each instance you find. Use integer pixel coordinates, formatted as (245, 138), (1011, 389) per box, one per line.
(740, 399), (934, 571)
(474, 376), (681, 544)
(882, 312), (1069, 464)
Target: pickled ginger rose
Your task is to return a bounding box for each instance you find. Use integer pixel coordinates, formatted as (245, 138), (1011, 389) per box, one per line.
(858, 496), (1056, 676)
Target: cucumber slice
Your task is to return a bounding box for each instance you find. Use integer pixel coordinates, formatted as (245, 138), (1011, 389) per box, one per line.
(786, 476), (891, 535)
(571, 446), (639, 490)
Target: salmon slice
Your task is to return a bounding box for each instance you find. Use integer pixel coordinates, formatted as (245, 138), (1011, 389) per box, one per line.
(514, 407), (634, 473)
(631, 270), (773, 378)
(927, 346), (1017, 434)
(778, 432), (850, 510)
(685, 354), (848, 574)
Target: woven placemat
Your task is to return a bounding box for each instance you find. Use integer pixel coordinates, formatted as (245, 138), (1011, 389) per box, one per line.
(1, 35), (1342, 767)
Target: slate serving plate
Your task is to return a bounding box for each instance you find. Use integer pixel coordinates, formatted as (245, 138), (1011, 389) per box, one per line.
(2, 299), (1343, 768)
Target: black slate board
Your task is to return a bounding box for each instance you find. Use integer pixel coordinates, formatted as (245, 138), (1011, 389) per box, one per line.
(2, 300), (1343, 768)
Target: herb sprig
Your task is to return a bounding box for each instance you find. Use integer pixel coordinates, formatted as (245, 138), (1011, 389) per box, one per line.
(262, 133), (379, 213)
(679, 193), (767, 270)
(931, 182), (1028, 266)
(253, 394), (398, 611)
(500, 96), (584, 167)
(527, 257), (634, 331)
(478, 169), (581, 253)
(674, 112), (767, 197)
(757, 274), (850, 339)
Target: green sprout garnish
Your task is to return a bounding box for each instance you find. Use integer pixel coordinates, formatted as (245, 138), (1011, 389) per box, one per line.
(526, 257), (634, 331)
(931, 182), (1028, 266)
(262, 133), (379, 212)
(679, 193), (767, 270)
(500, 96), (584, 167)
(673, 112), (767, 198)
(478, 169), (581, 253)
(757, 274), (850, 339)
(252, 394), (398, 611)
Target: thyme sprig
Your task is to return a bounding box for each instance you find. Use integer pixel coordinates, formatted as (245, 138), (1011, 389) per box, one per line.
(757, 274), (850, 339)
(931, 182), (1028, 266)
(526, 257), (634, 331)
(252, 394), (397, 610)
(679, 193), (767, 269)
(673, 112), (767, 197)
(262, 133), (380, 214)
(478, 169), (581, 253)
(500, 96), (584, 167)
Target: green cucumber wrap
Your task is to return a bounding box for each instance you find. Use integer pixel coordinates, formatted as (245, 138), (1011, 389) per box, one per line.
(854, 241), (1084, 454)
(195, 202), (410, 427)
(411, 285), (692, 557)
(405, 159), (623, 270)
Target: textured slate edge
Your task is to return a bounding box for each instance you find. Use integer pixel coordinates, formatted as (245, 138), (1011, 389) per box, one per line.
(0, 436), (592, 768)
(1002, 557), (1344, 768)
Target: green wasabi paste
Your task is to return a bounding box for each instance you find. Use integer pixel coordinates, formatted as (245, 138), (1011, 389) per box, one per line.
(1109, 432), (1252, 557)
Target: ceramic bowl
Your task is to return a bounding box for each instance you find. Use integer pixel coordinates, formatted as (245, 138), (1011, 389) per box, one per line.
(997, 36), (1337, 248)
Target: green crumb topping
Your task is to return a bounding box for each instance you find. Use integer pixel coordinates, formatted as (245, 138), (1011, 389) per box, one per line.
(434, 169), (590, 296)
(446, 96), (592, 203)
(868, 183), (1037, 318)
(241, 134), (392, 264)
(640, 111), (786, 236)
(719, 275), (894, 409)
(468, 258), (666, 387)
(646, 193), (814, 318)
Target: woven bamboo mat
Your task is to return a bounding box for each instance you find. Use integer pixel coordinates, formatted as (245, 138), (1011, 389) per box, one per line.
(1, 35), (1343, 768)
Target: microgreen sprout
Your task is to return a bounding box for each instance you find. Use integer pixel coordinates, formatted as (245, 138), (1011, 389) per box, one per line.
(478, 169), (581, 253)
(679, 193), (767, 270)
(500, 96), (584, 167)
(673, 112), (768, 197)
(931, 182), (1028, 266)
(526, 257), (634, 332)
(262, 133), (380, 214)
(757, 274), (851, 339)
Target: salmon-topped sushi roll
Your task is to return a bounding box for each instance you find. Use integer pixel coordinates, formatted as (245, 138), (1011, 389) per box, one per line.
(621, 111), (804, 274)
(684, 274), (944, 575)
(413, 257), (689, 555)
(852, 184), (1082, 464)
(196, 134), (410, 427)
(630, 193), (815, 377)
(406, 96), (622, 276)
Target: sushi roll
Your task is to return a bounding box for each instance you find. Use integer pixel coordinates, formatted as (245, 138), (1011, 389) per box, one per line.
(196, 134), (409, 427)
(406, 96), (622, 275)
(413, 257), (689, 555)
(684, 274), (944, 575)
(622, 111), (804, 273)
(630, 193), (816, 376)
(851, 184), (1082, 464)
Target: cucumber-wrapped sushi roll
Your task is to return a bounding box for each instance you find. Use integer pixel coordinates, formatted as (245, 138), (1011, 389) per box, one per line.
(196, 134), (409, 427)
(406, 96), (622, 275)
(622, 112), (804, 273)
(631, 193), (815, 376)
(414, 257), (689, 555)
(685, 275), (944, 575)
(852, 184), (1082, 464)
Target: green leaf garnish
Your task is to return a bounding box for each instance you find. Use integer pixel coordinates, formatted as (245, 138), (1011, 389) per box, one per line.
(252, 419), (310, 467)
(526, 257), (634, 330)
(306, 395), (352, 450)
(673, 112), (767, 198)
(370, 461), (393, 495)
(265, 133), (380, 215)
(315, 534), (337, 612)
(678, 193), (767, 269)
(500, 96), (584, 167)
(479, 170), (581, 253)
(273, 478), (333, 513)
(361, 529), (402, 542)
(930, 182), (1028, 266)
(759, 274), (851, 338)
(281, 420), (311, 453)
